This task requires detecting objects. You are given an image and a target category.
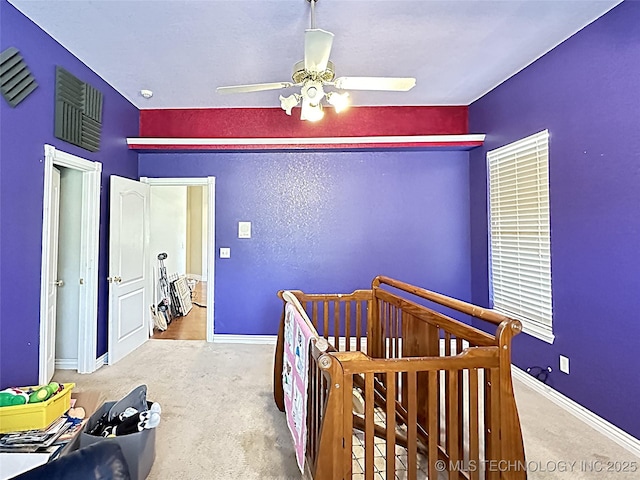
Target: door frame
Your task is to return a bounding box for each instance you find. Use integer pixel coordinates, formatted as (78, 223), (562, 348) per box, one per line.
(140, 177), (216, 341)
(39, 145), (101, 383)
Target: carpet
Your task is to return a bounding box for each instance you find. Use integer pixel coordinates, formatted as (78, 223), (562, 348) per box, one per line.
(54, 340), (639, 479)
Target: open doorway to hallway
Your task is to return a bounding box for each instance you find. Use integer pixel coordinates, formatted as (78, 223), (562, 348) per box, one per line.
(147, 183), (211, 341)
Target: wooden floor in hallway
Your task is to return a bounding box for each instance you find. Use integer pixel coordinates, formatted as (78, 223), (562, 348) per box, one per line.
(152, 281), (207, 340)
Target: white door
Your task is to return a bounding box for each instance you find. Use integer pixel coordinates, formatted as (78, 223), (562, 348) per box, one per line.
(43, 168), (62, 382)
(108, 175), (150, 364)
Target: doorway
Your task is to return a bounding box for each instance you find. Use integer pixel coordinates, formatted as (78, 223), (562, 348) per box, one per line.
(39, 145), (101, 384)
(141, 177), (216, 342)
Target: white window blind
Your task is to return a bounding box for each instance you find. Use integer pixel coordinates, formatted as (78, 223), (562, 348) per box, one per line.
(487, 130), (553, 343)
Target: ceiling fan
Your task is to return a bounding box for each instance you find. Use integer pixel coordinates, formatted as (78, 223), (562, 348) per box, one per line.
(216, 0), (416, 122)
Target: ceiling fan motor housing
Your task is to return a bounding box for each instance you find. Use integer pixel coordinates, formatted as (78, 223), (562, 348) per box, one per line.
(292, 60), (335, 84)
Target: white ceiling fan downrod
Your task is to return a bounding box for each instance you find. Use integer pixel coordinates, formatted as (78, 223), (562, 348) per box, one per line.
(309, 0), (318, 29)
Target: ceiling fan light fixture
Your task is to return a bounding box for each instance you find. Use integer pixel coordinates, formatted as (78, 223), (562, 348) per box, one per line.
(327, 91), (350, 113)
(301, 102), (324, 122)
(279, 93), (300, 115)
(301, 80), (325, 102)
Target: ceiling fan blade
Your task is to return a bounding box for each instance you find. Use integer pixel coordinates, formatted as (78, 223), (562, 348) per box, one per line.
(216, 82), (294, 94)
(333, 77), (416, 91)
(304, 29), (334, 73)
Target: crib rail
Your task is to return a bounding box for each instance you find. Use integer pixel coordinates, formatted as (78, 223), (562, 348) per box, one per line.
(274, 277), (526, 480)
(322, 348), (510, 480)
(369, 276), (525, 479)
(274, 289), (370, 476)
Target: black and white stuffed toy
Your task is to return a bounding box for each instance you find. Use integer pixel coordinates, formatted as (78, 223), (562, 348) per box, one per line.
(100, 402), (161, 437)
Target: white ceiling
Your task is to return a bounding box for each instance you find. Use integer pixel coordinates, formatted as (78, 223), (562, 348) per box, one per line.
(9, 0), (622, 109)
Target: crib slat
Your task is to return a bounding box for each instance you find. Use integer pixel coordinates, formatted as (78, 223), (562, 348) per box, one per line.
(312, 301), (319, 329)
(322, 369), (328, 456)
(386, 372), (396, 480)
(365, 373), (375, 480)
(391, 305), (397, 359)
(313, 362), (319, 464)
(443, 330), (451, 451)
(428, 370), (439, 479)
(396, 311), (402, 408)
(484, 368), (492, 479)
(469, 368), (480, 480)
(323, 301), (329, 342)
(388, 305), (394, 359)
(448, 369), (460, 480)
(456, 340), (465, 467)
(333, 301), (340, 349)
(491, 369), (501, 478)
(345, 301), (351, 351)
(317, 362), (323, 465)
(485, 369), (500, 480)
(385, 303), (391, 359)
(356, 301), (363, 352)
(407, 370), (417, 480)
(318, 364), (324, 465)
(385, 301), (392, 358)
(343, 374), (354, 478)
(311, 361), (316, 464)
(455, 337), (465, 468)
(408, 310), (429, 434)
(388, 304), (394, 359)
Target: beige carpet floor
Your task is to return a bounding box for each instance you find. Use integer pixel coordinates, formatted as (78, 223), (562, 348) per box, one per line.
(54, 340), (639, 480)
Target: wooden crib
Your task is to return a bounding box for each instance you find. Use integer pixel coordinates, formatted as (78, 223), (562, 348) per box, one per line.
(274, 276), (527, 480)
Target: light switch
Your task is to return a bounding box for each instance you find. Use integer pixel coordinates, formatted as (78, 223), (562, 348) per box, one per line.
(238, 221), (251, 239)
(219, 247), (231, 258)
(559, 355), (570, 374)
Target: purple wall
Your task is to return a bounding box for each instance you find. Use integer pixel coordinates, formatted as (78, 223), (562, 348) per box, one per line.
(0, 1), (139, 389)
(469, 1), (640, 438)
(139, 150), (473, 335)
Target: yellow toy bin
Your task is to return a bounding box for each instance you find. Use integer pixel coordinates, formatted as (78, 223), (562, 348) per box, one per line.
(0, 383), (75, 433)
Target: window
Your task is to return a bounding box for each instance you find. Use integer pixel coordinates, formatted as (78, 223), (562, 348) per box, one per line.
(487, 130), (553, 343)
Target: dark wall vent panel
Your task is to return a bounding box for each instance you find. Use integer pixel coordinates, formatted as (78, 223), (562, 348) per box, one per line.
(55, 66), (103, 152)
(0, 47), (38, 107)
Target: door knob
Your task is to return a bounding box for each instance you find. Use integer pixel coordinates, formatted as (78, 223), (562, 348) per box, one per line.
(115, 276), (122, 283)
(54, 280), (64, 287)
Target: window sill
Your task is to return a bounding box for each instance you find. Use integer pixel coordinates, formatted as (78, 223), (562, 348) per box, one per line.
(521, 322), (555, 344)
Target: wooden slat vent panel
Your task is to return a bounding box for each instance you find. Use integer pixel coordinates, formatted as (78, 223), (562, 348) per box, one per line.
(0, 47), (38, 107)
(55, 66), (103, 152)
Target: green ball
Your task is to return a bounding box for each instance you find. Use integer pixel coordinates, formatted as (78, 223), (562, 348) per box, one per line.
(28, 388), (49, 403)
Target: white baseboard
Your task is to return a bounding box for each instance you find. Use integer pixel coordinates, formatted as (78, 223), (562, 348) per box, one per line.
(512, 366), (640, 458)
(55, 358), (77, 370)
(213, 334), (277, 345)
(95, 353), (108, 369)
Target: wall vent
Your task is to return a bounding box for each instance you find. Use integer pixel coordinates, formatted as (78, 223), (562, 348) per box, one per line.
(0, 47), (38, 107)
(55, 66), (103, 152)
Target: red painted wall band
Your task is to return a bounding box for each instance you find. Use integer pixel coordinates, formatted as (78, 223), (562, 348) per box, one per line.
(140, 106), (468, 138)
